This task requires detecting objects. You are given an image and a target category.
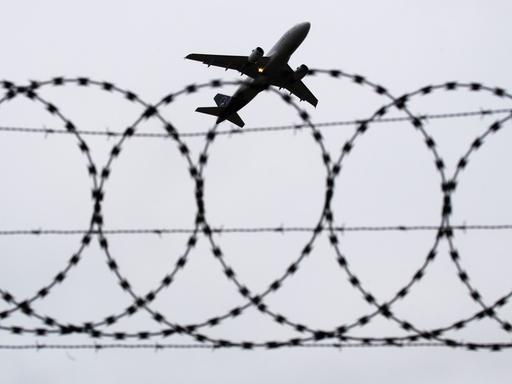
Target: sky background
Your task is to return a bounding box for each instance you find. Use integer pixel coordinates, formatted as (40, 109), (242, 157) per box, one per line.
(1, 0), (512, 382)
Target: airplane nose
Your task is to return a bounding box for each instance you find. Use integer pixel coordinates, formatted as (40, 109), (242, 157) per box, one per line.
(299, 22), (311, 33)
(294, 22), (310, 40)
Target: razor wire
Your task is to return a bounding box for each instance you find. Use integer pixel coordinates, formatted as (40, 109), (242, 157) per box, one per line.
(0, 107), (511, 138)
(2, 224), (512, 237)
(0, 69), (512, 351)
(0, 341), (489, 351)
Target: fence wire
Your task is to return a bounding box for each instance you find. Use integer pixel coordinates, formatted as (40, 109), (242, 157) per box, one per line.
(0, 69), (512, 351)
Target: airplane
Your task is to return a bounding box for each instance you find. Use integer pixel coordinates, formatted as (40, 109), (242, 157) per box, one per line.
(185, 22), (317, 128)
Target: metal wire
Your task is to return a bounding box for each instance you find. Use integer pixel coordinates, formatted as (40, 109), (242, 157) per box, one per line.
(1, 224), (512, 236)
(1, 71), (512, 351)
(0, 107), (510, 138)
(0, 341), (470, 351)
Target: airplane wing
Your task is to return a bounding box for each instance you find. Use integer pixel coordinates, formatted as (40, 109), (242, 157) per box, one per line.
(185, 54), (269, 78)
(283, 79), (318, 107)
(270, 65), (318, 107)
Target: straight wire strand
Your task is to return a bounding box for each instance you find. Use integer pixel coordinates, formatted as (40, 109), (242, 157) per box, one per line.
(0, 107), (511, 138)
(1, 224), (512, 236)
(0, 342), (456, 350)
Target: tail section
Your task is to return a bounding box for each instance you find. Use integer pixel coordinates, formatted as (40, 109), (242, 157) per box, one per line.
(195, 93), (245, 128)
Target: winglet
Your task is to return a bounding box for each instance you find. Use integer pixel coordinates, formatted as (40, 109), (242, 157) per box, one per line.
(185, 53), (202, 61)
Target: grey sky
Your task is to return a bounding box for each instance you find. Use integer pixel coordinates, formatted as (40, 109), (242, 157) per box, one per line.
(1, 0), (512, 382)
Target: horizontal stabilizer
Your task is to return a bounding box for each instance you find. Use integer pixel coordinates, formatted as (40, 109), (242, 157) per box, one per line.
(226, 112), (245, 128)
(196, 106), (222, 117)
(195, 107), (245, 128)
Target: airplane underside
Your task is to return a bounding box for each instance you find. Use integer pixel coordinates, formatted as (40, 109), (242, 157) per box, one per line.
(186, 22), (317, 128)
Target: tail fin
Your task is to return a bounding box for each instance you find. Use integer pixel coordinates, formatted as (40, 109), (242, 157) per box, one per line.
(214, 93), (231, 107)
(195, 93), (231, 115)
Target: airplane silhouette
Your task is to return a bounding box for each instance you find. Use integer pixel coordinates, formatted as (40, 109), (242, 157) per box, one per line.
(186, 22), (317, 128)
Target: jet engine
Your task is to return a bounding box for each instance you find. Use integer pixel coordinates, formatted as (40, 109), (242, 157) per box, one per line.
(248, 47), (264, 63)
(293, 64), (309, 81)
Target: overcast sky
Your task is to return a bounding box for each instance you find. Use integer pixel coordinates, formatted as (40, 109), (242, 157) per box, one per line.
(1, 0), (512, 382)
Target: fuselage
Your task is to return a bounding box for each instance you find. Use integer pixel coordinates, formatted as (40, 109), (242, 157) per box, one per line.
(217, 22), (311, 124)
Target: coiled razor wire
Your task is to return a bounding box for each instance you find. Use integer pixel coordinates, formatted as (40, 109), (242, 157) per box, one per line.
(0, 69), (511, 350)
